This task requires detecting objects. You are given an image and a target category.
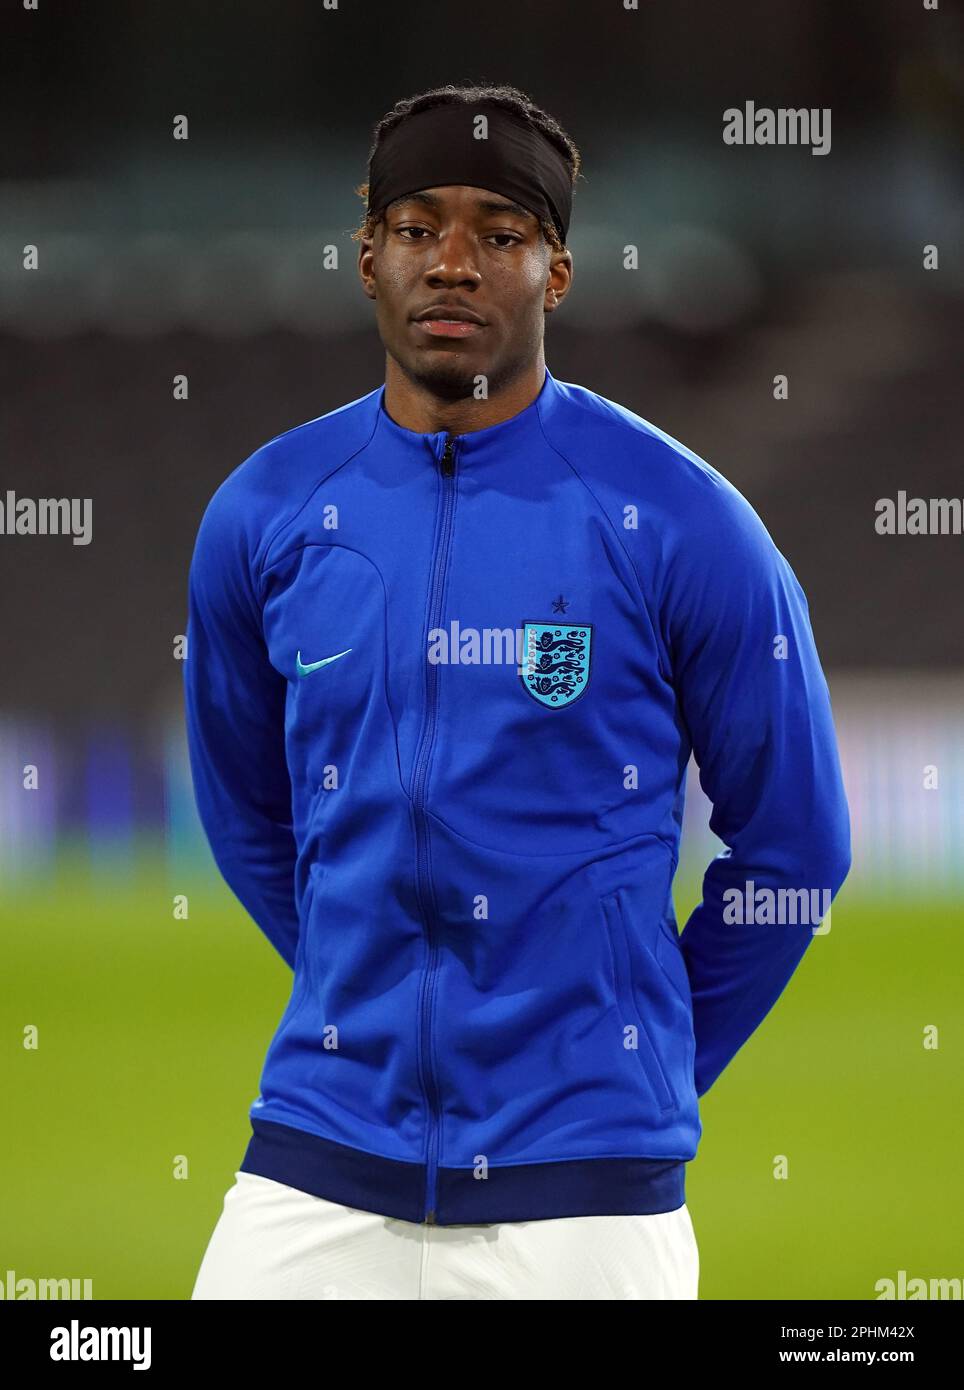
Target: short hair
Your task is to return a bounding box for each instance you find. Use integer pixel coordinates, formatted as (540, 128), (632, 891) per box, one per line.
(352, 82), (582, 252)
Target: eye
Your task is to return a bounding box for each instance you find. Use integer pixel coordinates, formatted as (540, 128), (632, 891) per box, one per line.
(488, 233), (523, 248)
(396, 225), (432, 240)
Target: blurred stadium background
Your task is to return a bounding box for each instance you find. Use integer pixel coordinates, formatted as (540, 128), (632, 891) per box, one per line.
(1, 1), (962, 1299)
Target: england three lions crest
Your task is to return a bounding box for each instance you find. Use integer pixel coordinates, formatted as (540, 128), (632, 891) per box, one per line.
(520, 622), (593, 708)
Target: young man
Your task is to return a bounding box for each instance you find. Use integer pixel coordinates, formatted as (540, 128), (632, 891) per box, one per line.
(185, 83), (850, 1300)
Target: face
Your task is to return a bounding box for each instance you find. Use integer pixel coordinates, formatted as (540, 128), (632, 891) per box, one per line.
(358, 185), (572, 399)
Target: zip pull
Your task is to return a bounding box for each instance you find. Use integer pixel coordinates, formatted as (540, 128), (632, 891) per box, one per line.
(439, 435), (456, 477)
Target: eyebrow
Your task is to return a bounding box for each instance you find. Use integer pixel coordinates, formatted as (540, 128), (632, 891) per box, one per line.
(386, 190), (537, 222)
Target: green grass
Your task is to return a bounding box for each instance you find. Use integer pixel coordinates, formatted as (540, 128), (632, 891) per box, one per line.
(1, 855), (961, 1299)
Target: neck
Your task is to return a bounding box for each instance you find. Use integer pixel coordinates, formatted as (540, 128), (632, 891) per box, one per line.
(382, 353), (546, 435)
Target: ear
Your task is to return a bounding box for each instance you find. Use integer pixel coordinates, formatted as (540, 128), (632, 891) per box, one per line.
(358, 240), (377, 301)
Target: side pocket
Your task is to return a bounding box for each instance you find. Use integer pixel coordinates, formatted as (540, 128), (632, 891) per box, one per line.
(601, 890), (678, 1113)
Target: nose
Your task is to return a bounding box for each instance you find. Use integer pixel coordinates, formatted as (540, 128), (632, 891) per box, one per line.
(423, 224), (482, 292)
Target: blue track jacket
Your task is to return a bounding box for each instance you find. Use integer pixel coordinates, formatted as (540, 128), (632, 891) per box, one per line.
(183, 366), (851, 1224)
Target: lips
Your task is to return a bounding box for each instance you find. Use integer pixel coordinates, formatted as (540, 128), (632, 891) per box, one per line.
(415, 319), (483, 338)
(414, 304), (486, 324)
(413, 304), (487, 339)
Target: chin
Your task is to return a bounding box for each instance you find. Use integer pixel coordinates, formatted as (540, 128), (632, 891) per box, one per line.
(407, 353), (483, 401)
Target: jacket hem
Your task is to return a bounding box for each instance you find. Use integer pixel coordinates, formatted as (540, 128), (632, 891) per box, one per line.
(239, 1117), (687, 1225)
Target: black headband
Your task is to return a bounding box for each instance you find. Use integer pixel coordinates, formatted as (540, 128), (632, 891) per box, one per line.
(366, 101), (573, 244)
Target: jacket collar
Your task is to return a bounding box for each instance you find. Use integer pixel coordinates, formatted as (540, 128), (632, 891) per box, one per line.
(373, 366), (557, 463)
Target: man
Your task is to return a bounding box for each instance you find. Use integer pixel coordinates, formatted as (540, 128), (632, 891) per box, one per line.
(185, 83), (851, 1300)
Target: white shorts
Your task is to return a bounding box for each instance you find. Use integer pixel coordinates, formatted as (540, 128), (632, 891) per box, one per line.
(191, 1170), (699, 1300)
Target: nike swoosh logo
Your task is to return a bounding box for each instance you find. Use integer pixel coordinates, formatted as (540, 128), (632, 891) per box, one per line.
(295, 648), (352, 677)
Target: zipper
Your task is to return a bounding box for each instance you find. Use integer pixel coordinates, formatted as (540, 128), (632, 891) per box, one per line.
(412, 431), (459, 1224)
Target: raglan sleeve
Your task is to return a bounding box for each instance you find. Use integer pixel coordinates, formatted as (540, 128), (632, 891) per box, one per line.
(182, 476), (300, 970)
(659, 472), (851, 1099)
